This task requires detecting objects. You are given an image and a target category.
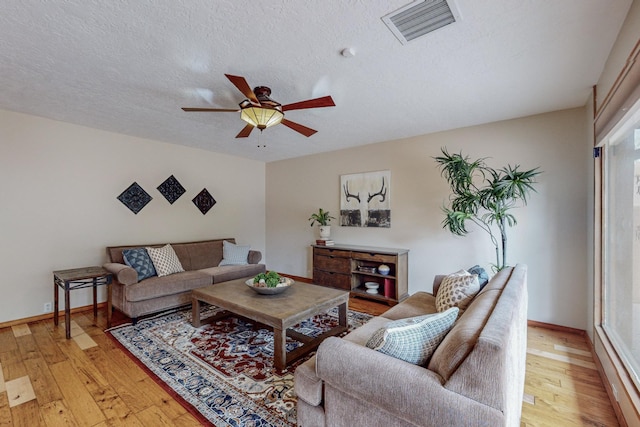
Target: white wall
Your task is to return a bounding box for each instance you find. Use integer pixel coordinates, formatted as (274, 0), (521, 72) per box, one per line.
(266, 107), (589, 329)
(0, 110), (265, 323)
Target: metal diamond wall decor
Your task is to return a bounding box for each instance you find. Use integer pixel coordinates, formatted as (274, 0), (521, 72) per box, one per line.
(192, 188), (216, 215)
(117, 182), (152, 214)
(157, 175), (186, 204)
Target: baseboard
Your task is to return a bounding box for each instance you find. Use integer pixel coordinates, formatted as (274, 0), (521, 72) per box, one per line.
(527, 319), (587, 336)
(0, 302), (107, 329)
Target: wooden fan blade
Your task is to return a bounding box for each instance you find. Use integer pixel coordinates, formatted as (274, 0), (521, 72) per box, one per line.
(281, 118), (317, 137)
(225, 74), (259, 104)
(182, 107), (239, 112)
(236, 123), (255, 138)
(281, 96), (335, 112)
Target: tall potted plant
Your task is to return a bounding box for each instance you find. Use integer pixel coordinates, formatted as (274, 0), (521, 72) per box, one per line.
(434, 148), (541, 271)
(309, 208), (336, 240)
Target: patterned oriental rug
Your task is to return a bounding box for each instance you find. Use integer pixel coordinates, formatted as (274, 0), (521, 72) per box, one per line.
(107, 305), (372, 426)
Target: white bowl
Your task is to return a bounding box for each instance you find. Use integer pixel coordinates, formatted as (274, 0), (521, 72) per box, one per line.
(364, 282), (379, 289)
(366, 289), (379, 294)
(378, 265), (390, 275)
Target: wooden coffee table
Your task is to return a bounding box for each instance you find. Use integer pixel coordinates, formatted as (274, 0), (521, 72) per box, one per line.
(192, 278), (349, 372)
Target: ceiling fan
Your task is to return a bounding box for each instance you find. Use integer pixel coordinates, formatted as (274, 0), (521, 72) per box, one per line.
(182, 74), (335, 138)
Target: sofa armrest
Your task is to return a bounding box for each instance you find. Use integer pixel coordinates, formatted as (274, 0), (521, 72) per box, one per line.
(315, 337), (502, 425)
(247, 250), (262, 264)
(103, 262), (138, 285)
(294, 356), (323, 406)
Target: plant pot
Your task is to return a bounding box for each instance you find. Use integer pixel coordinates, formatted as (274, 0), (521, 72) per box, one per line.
(319, 225), (331, 240)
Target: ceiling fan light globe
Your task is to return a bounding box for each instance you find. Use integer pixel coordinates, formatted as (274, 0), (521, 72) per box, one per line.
(240, 106), (284, 130)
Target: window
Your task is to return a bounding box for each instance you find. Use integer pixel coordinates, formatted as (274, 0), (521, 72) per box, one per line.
(601, 97), (640, 390)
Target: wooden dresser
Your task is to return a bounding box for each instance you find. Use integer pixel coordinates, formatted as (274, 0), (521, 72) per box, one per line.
(312, 244), (408, 304)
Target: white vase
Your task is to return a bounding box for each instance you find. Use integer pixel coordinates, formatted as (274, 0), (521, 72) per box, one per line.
(319, 225), (331, 240)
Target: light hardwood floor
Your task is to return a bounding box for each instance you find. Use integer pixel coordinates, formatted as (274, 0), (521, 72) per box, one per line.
(0, 300), (621, 426)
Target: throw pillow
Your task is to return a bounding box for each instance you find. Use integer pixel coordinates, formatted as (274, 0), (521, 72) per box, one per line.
(365, 307), (459, 366)
(122, 248), (157, 281)
(146, 244), (184, 277)
(467, 264), (490, 289)
(218, 240), (250, 266)
(435, 270), (480, 313)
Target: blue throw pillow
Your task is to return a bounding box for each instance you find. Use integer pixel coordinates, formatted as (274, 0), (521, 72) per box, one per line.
(468, 265), (489, 289)
(123, 248), (157, 281)
(218, 240), (250, 266)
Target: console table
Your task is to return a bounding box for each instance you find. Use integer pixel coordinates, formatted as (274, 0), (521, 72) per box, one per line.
(312, 244), (409, 305)
(53, 266), (113, 339)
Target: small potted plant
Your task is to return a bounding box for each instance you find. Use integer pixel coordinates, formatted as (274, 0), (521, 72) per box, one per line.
(309, 208), (336, 240)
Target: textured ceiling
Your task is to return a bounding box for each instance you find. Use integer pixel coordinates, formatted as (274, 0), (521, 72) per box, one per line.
(0, 0), (632, 162)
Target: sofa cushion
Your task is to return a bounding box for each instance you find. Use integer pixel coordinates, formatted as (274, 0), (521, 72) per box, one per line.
(124, 270), (212, 302)
(146, 244), (185, 276)
(365, 307), (459, 366)
(218, 240), (250, 266)
(199, 264), (266, 283)
(435, 270), (480, 313)
(382, 291), (437, 321)
(122, 248), (157, 281)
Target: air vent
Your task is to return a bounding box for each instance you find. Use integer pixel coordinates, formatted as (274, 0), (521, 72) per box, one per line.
(382, 0), (460, 44)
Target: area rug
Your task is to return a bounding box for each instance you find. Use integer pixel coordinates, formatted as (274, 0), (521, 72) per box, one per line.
(107, 305), (372, 426)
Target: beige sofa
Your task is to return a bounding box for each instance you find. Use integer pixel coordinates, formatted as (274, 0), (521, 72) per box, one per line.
(103, 238), (265, 322)
(294, 264), (528, 427)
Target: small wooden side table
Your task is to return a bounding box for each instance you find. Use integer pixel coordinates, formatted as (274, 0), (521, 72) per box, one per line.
(53, 266), (113, 339)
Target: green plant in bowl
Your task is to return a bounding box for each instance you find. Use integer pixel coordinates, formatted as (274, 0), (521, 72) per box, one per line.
(253, 271), (281, 288)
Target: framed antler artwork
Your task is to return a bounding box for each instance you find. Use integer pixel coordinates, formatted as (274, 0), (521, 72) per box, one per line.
(340, 170), (391, 227)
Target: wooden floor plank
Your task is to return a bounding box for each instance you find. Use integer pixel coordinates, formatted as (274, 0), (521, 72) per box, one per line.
(22, 357), (62, 406)
(136, 376), (188, 421)
(9, 399), (43, 427)
(40, 399), (79, 427)
(0, 362), (5, 393)
(0, 350), (27, 385)
(48, 360), (106, 426)
(527, 347), (597, 369)
(172, 411), (207, 427)
(11, 325), (31, 338)
(0, 329), (18, 354)
(29, 322), (67, 365)
(0, 391), (11, 427)
(5, 376), (36, 408)
(134, 405), (176, 427)
(88, 348), (157, 414)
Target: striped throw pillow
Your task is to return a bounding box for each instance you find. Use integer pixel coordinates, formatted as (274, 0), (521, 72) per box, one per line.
(365, 307), (459, 366)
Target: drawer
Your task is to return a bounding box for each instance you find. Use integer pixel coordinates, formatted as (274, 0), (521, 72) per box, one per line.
(314, 247), (351, 258)
(314, 254), (351, 274)
(313, 269), (352, 290)
(352, 252), (396, 264)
